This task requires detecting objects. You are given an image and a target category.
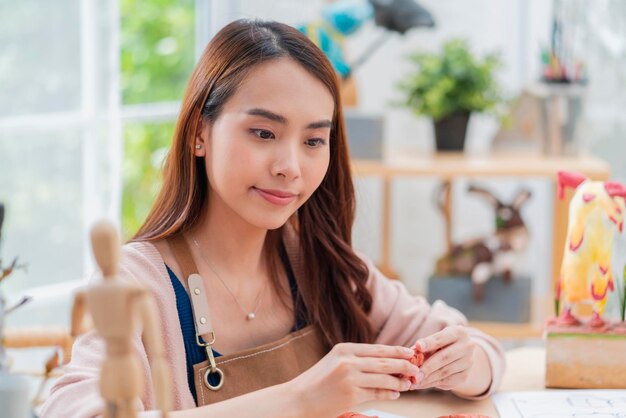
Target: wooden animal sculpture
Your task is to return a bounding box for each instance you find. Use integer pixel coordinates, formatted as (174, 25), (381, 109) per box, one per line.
(435, 184), (532, 301)
(556, 171), (626, 328)
(72, 221), (171, 418)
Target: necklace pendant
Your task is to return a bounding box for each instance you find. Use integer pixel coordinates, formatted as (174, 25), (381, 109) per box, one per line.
(247, 312), (256, 321)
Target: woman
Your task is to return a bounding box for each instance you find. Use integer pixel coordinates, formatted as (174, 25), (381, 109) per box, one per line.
(42, 19), (504, 418)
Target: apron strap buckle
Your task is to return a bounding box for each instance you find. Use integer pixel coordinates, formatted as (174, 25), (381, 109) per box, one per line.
(203, 345), (224, 390)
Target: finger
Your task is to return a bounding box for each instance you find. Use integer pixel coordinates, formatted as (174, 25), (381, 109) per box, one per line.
(415, 325), (466, 353)
(359, 388), (401, 403)
(415, 356), (471, 389)
(356, 357), (420, 378)
(357, 371), (412, 392)
(343, 343), (415, 360)
(419, 341), (473, 379)
(430, 371), (470, 391)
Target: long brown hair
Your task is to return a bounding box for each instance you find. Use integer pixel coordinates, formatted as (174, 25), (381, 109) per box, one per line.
(133, 19), (373, 346)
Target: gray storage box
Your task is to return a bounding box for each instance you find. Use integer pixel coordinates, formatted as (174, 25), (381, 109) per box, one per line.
(427, 275), (531, 323)
(344, 110), (384, 160)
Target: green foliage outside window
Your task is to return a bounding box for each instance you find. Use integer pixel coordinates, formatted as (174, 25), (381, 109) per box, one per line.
(121, 0), (195, 104)
(122, 122), (175, 239)
(121, 0), (195, 239)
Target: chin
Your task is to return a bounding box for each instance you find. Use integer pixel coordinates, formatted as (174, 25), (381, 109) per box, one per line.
(257, 221), (289, 231)
(247, 213), (292, 231)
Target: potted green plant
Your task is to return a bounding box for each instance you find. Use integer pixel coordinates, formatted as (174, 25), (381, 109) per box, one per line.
(398, 38), (502, 151)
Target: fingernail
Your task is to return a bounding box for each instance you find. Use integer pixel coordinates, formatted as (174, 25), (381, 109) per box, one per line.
(403, 347), (414, 355)
(416, 371), (425, 382)
(416, 340), (426, 351)
(403, 379), (411, 390)
(392, 391), (400, 399)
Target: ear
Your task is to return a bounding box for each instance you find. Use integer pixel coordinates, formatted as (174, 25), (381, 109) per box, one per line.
(467, 184), (501, 207)
(194, 118), (210, 157)
(512, 189), (532, 209)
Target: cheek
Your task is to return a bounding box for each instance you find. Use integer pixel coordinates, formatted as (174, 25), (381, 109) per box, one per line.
(303, 152), (330, 191)
(208, 135), (259, 186)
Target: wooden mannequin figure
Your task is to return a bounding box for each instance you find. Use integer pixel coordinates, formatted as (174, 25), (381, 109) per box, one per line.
(73, 221), (171, 418)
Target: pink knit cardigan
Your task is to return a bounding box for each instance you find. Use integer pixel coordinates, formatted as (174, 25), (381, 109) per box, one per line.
(40, 236), (504, 417)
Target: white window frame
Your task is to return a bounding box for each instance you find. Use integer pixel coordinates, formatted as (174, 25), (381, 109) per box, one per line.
(0, 1), (244, 300)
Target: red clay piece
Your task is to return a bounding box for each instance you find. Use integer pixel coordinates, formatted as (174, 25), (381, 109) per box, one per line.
(337, 344), (431, 418)
(395, 342), (431, 384)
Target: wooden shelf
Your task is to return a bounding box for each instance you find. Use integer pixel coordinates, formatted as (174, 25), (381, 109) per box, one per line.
(469, 321), (544, 339)
(352, 151), (611, 179)
(352, 152), (609, 338)
(468, 296), (553, 338)
(351, 151), (611, 291)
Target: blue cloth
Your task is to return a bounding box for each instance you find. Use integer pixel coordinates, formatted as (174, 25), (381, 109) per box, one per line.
(321, 0), (372, 36)
(166, 244), (305, 405)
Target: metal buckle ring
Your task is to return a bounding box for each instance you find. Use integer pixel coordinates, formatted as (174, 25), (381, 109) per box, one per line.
(195, 331), (216, 347)
(204, 367), (224, 391)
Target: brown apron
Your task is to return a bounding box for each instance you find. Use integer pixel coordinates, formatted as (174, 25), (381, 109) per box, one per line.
(167, 236), (329, 406)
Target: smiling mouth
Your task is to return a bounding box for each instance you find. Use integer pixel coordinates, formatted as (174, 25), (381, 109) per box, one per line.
(252, 187), (298, 206)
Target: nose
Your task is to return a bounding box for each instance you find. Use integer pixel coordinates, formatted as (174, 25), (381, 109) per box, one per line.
(271, 141), (301, 181)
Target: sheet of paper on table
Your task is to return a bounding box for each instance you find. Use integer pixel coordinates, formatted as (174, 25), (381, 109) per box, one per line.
(361, 409), (407, 418)
(493, 390), (626, 417)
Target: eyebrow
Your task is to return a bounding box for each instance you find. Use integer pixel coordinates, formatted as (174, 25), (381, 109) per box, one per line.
(245, 108), (332, 130)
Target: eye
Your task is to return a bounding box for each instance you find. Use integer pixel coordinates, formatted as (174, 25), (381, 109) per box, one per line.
(305, 138), (327, 148)
(250, 129), (275, 140)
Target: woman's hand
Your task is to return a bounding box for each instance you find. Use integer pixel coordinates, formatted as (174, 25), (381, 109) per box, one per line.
(287, 343), (419, 417)
(410, 325), (490, 395)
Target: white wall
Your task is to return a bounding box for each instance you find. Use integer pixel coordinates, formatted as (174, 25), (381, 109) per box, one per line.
(4, 0), (625, 323)
(348, 0), (626, 312)
(345, 0), (553, 304)
(226, 0), (626, 313)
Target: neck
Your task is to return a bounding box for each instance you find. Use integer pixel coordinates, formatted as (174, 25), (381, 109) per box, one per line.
(192, 196), (269, 286)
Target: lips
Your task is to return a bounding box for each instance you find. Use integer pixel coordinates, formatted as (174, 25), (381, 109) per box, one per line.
(256, 188), (296, 198)
(253, 187), (298, 206)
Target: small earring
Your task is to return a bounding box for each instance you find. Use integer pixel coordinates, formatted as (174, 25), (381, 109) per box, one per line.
(195, 144), (202, 149)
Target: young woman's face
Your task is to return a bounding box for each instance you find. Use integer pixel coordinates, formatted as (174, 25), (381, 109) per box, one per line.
(196, 57), (334, 230)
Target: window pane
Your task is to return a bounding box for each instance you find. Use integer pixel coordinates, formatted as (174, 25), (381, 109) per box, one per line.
(122, 122), (176, 239)
(0, 129), (84, 293)
(121, 0), (195, 104)
(0, 0), (81, 116)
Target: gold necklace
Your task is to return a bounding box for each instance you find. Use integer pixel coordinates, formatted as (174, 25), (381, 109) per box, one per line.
(192, 237), (267, 321)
